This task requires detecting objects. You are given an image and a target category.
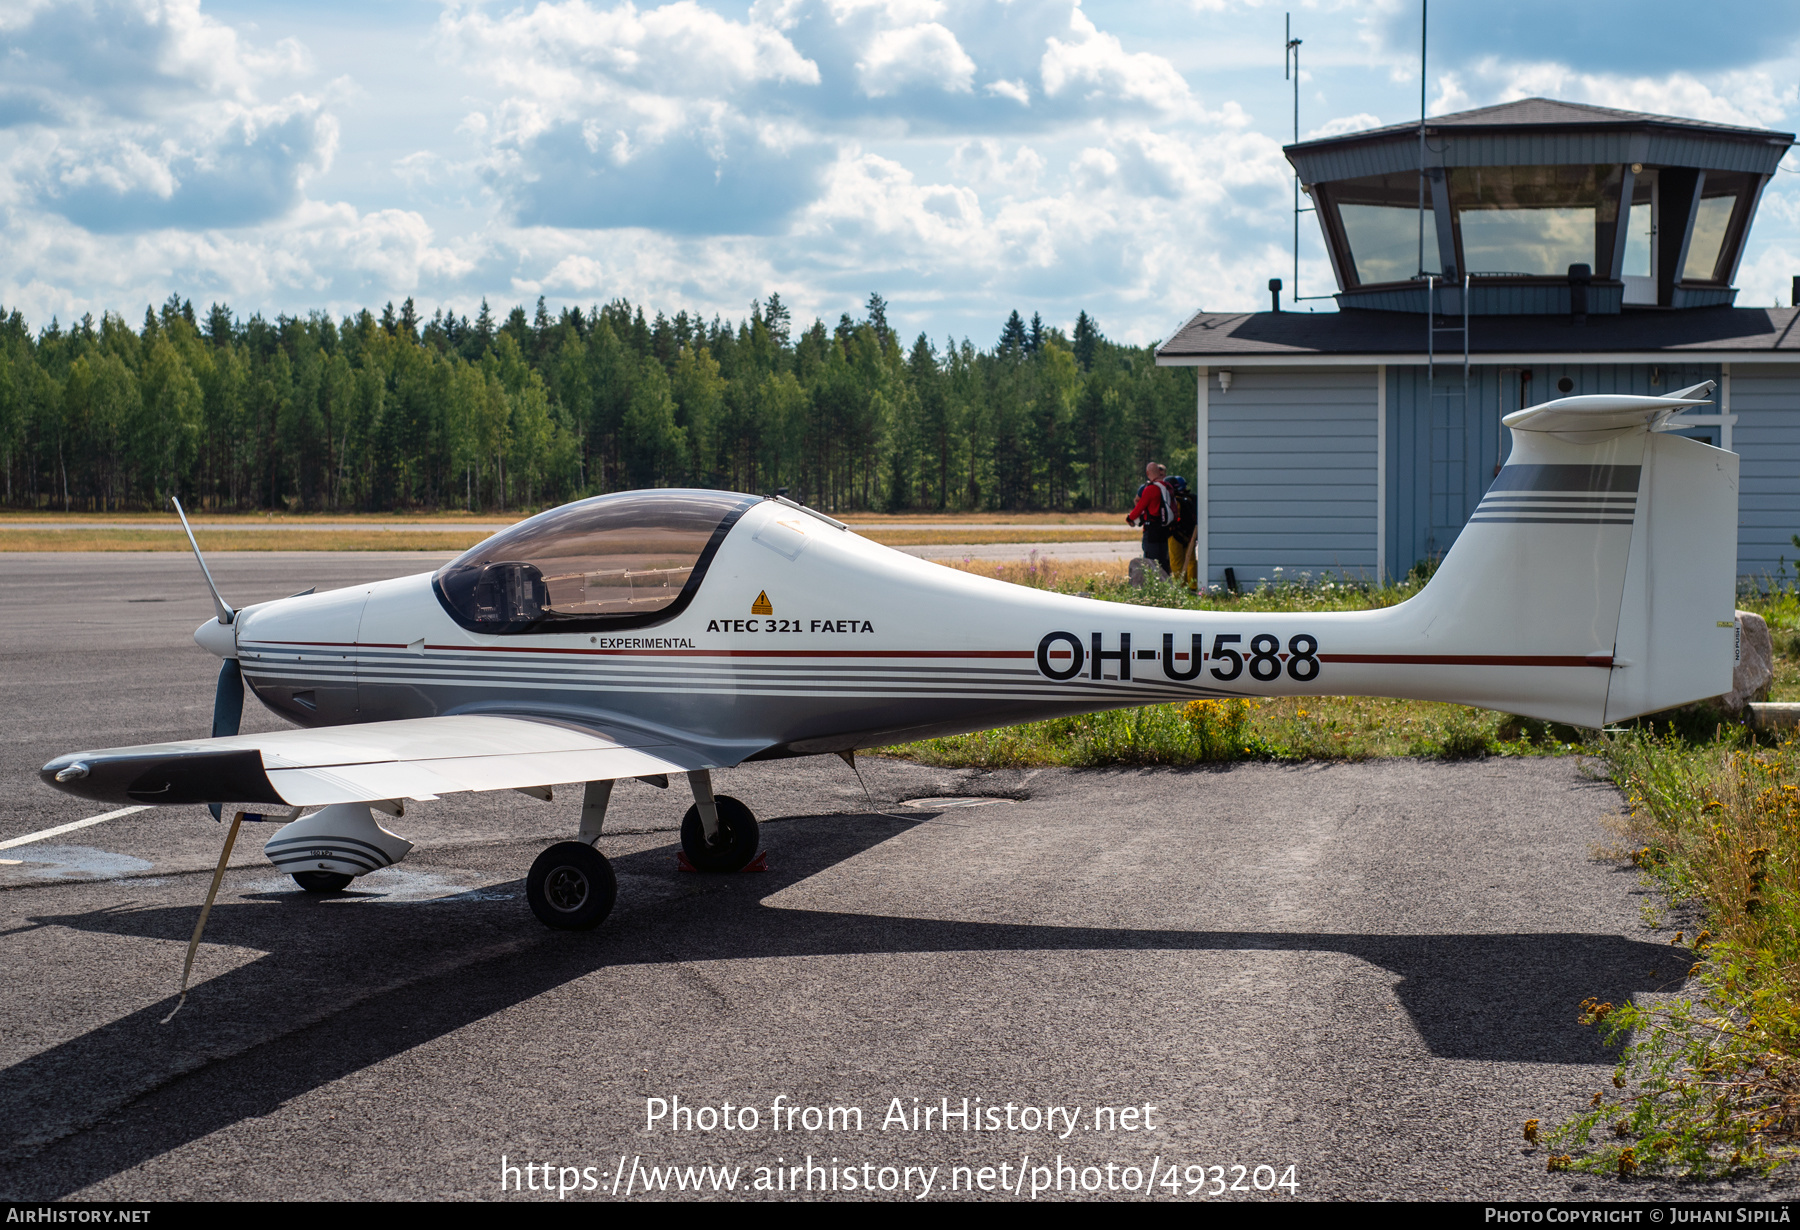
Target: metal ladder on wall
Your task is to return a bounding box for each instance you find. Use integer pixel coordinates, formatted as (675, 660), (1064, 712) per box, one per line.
(1425, 273), (1469, 385)
(1425, 274), (1473, 565)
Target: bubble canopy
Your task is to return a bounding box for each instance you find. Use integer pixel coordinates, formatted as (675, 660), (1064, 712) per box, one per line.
(433, 489), (759, 634)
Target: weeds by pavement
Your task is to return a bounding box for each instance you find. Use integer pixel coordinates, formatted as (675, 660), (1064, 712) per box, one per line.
(1531, 574), (1800, 1178)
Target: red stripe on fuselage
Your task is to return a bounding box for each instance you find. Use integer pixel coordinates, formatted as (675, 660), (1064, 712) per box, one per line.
(1319, 653), (1613, 668)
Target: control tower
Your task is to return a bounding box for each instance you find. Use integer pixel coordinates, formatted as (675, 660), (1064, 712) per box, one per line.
(1156, 99), (1797, 587)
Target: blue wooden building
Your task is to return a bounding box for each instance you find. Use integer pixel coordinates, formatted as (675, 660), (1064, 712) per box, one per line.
(1155, 98), (1799, 588)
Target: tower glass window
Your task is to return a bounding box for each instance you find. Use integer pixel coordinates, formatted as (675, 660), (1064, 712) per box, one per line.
(1327, 173), (1440, 286)
(1682, 171), (1753, 284)
(1448, 165), (1623, 277)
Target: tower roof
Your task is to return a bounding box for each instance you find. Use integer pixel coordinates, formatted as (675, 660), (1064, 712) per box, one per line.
(1287, 97), (1793, 156)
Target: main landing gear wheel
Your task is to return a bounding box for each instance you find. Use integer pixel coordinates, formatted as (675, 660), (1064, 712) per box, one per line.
(527, 841), (618, 931)
(292, 871), (353, 893)
(680, 795), (759, 872)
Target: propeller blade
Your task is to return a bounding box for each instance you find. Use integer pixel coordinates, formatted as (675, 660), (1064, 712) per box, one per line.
(209, 659), (244, 820)
(171, 496), (234, 626)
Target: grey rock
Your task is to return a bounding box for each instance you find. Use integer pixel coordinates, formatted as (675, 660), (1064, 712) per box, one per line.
(1127, 556), (1168, 587)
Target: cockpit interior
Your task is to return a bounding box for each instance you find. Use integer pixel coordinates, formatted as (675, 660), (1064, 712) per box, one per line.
(433, 489), (758, 633)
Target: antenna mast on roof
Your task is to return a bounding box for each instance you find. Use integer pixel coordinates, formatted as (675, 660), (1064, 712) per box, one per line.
(1285, 14), (1331, 308)
(1417, 0), (1427, 278)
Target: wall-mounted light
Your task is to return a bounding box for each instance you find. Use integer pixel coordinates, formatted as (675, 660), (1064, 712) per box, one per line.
(1631, 162), (1643, 174)
(1218, 370), (1233, 393)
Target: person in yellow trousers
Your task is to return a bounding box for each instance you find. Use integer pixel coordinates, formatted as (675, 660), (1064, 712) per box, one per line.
(1165, 475), (1200, 592)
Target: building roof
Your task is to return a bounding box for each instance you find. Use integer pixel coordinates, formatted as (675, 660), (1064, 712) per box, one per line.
(1283, 97), (1794, 184)
(1155, 307), (1800, 366)
(1287, 97), (1794, 155)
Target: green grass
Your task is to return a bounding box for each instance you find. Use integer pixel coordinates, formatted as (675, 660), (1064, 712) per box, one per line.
(883, 696), (1582, 767)
(1540, 726), (1800, 1178)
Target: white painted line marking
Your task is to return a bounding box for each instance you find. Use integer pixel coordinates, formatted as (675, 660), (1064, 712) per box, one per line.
(0, 805), (153, 850)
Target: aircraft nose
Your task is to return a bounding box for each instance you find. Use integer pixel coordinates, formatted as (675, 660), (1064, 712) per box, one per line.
(194, 616), (237, 659)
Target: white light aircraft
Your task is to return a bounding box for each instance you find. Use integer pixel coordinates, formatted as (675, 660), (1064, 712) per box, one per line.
(41, 384), (1738, 937)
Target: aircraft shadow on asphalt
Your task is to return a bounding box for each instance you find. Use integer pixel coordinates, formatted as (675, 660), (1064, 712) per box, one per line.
(1, 810), (1679, 1198)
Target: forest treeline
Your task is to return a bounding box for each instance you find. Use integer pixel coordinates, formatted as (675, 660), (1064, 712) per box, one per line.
(0, 291), (1197, 514)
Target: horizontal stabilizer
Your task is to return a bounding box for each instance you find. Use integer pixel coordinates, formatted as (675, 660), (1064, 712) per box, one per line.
(1503, 382), (1714, 434)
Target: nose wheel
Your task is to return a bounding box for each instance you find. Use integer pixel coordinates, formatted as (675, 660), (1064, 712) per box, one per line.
(680, 795), (760, 872)
(526, 841), (618, 930)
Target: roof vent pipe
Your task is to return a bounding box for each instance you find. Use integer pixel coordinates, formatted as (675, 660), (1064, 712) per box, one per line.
(1268, 278), (1283, 313)
(1568, 264), (1591, 326)
(1792, 275), (1798, 308)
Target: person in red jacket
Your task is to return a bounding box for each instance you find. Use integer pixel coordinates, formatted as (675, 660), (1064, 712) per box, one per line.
(1126, 461), (1172, 573)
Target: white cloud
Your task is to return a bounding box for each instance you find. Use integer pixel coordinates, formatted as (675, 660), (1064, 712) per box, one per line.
(48, 0), (1800, 347)
(984, 79), (1030, 105)
(440, 0), (819, 124)
(0, 200), (473, 326)
(1435, 59), (1799, 128)
(1040, 7), (1193, 113)
(949, 139), (1046, 193)
(1430, 71), (1472, 116)
(776, 119), (1296, 342)
(1304, 113), (1383, 140)
(857, 23), (976, 97)
(0, 0), (333, 232)
(440, 0), (831, 232)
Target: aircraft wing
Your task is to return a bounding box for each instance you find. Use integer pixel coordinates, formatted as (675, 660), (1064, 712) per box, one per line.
(40, 714), (702, 809)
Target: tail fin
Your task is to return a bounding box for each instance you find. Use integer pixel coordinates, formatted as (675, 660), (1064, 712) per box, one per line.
(1376, 382), (1737, 727)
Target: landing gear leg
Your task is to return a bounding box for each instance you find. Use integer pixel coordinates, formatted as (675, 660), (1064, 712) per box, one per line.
(680, 769), (760, 872)
(525, 779), (618, 931)
(578, 779), (613, 845)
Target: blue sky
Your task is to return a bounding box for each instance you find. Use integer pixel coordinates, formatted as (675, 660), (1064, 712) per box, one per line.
(1, 0), (1796, 345)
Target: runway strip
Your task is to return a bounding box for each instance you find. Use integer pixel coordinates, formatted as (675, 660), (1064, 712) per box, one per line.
(0, 806), (152, 851)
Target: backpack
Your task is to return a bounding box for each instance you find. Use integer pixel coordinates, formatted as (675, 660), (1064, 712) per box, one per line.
(1166, 478), (1198, 538)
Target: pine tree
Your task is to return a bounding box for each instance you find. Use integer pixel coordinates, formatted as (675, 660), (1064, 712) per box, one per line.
(764, 293), (791, 348)
(1027, 312), (1045, 354)
(865, 292), (889, 347)
(998, 310), (1026, 353)
(1073, 310), (1099, 370)
(532, 296), (551, 360)
(400, 297), (419, 341)
(205, 303), (233, 347)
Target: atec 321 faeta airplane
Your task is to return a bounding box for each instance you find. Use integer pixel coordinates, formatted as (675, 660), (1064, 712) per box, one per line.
(41, 384), (1739, 936)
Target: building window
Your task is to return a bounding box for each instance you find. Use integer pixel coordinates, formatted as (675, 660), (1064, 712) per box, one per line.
(1682, 171), (1752, 284)
(1447, 165), (1623, 277)
(1326, 173), (1440, 286)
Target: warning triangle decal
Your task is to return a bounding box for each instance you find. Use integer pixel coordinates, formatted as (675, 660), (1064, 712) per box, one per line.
(751, 590), (773, 615)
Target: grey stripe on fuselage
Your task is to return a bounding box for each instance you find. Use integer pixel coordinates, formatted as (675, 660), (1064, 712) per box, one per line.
(1487, 464), (1642, 493)
(1467, 516), (1637, 525)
